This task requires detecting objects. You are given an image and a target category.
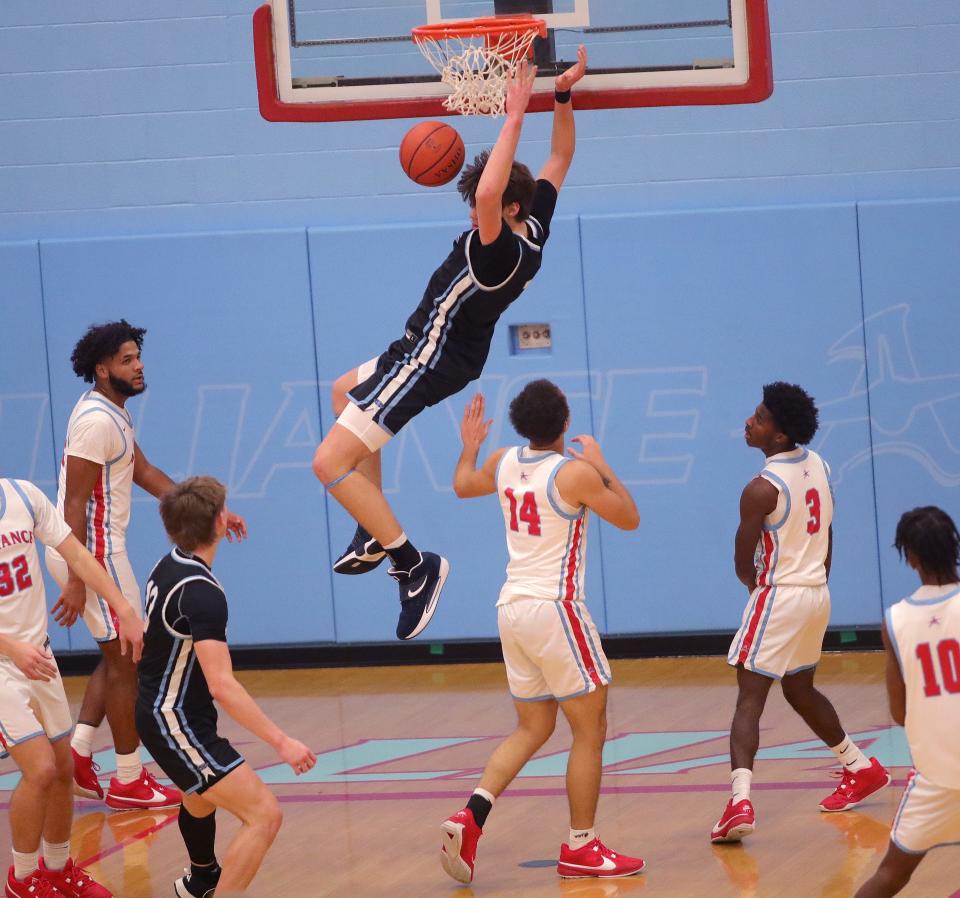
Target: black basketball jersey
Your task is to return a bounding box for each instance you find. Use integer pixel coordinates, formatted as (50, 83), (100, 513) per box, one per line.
(136, 547), (228, 736)
(398, 178), (558, 379)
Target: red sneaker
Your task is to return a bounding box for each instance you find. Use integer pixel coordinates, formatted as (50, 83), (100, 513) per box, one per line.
(38, 859), (111, 898)
(818, 757), (891, 812)
(5, 865), (65, 897)
(557, 838), (645, 879)
(72, 750), (103, 801)
(710, 798), (756, 843)
(104, 768), (181, 811)
(440, 808), (482, 884)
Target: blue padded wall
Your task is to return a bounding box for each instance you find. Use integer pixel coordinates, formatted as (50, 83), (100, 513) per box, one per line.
(37, 230), (334, 646)
(309, 217), (599, 641)
(0, 242), (71, 650)
(857, 198), (960, 607)
(579, 205), (880, 634)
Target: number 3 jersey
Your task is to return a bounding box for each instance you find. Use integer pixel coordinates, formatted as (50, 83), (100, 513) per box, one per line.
(495, 447), (588, 606)
(885, 584), (960, 789)
(0, 479), (71, 648)
(755, 447), (834, 588)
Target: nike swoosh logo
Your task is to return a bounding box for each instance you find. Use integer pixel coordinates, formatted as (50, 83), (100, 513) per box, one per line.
(407, 575), (429, 598)
(114, 787), (174, 805)
(561, 857), (618, 872)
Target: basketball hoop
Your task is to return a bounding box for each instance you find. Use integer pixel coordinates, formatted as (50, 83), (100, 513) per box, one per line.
(412, 15), (547, 117)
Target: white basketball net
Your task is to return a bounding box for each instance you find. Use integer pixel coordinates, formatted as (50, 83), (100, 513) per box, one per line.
(414, 26), (541, 117)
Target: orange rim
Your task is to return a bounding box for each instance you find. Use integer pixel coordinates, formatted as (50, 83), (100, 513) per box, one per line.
(412, 15), (547, 41)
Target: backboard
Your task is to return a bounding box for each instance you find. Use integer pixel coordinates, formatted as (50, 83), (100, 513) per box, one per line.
(253, 0), (772, 123)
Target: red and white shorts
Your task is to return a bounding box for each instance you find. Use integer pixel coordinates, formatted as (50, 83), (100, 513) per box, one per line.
(728, 583), (830, 679)
(45, 548), (141, 643)
(498, 598), (611, 702)
(0, 650), (73, 758)
(891, 769), (960, 855)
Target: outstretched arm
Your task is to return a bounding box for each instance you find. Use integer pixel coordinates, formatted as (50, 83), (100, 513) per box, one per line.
(195, 639), (316, 774)
(734, 477), (779, 592)
(537, 45), (587, 192)
(453, 394), (506, 498)
(475, 60), (537, 244)
(556, 435), (639, 530)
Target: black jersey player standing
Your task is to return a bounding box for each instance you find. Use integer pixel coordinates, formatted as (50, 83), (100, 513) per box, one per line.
(312, 49), (588, 642)
(136, 477), (315, 897)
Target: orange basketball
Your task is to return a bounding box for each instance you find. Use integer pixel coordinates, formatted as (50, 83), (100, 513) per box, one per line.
(399, 121), (465, 187)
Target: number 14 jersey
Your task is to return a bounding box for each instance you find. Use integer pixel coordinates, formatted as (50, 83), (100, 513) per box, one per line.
(756, 447), (834, 588)
(495, 447), (588, 606)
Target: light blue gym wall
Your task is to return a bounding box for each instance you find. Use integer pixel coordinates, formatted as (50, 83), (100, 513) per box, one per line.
(1, 3), (959, 647)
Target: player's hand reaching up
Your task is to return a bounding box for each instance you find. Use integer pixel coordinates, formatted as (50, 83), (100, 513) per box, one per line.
(224, 508), (248, 543)
(568, 434), (608, 471)
(506, 58), (537, 118)
(277, 734), (317, 776)
(461, 394), (492, 451)
(555, 44), (587, 92)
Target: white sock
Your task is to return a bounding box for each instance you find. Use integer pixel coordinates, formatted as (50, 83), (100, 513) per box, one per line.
(71, 723), (96, 758)
(731, 768), (753, 803)
(115, 750), (143, 785)
(473, 787), (495, 805)
(383, 533), (408, 550)
(568, 827), (595, 849)
(12, 849), (39, 881)
(830, 735), (871, 772)
(41, 840), (70, 873)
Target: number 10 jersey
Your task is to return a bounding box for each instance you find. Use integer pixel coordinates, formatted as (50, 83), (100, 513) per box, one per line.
(495, 447), (588, 606)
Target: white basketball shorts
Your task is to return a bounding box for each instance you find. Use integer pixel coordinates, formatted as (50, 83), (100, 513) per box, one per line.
(0, 650), (73, 758)
(891, 769), (960, 854)
(728, 583), (830, 679)
(498, 599), (611, 702)
(45, 548), (141, 643)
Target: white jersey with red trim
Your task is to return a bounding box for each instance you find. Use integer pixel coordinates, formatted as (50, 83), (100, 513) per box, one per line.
(55, 390), (136, 559)
(0, 479), (72, 648)
(495, 446), (588, 606)
(886, 584), (960, 789)
(755, 447), (833, 588)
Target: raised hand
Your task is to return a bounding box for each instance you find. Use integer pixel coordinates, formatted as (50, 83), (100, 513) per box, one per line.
(224, 509), (248, 543)
(506, 57), (538, 117)
(461, 394), (492, 451)
(568, 434), (607, 470)
(555, 44), (587, 92)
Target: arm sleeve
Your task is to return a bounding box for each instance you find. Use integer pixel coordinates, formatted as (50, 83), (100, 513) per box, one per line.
(20, 482), (72, 548)
(179, 582), (229, 643)
(526, 179), (558, 245)
(468, 221), (522, 289)
(68, 412), (122, 466)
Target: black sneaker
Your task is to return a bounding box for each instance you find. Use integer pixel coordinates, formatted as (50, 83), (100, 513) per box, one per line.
(175, 870), (218, 898)
(391, 552), (449, 640)
(333, 528), (386, 575)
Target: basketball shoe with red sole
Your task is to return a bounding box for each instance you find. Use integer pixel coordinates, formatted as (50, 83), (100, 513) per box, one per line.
(105, 769), (180, 811)
(5, 866), (64, 898)
(710, 798), (756, 843)
(818, 757), (891, 812)
(72, 750), (104, 801)
(440, 808), (482, 884)
(557, 838), (645, 879)
(38, 859), (111, 898)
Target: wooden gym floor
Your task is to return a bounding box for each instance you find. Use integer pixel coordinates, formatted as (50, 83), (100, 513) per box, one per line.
(2, 653), (958, 898)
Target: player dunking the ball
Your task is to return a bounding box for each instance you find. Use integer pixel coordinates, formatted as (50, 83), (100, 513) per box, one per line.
(439, 382), (645, 883)
(712, 382), (890, 844)
(1, 476), (143, 898)
(855, 507), (960, 897)
(312, 49), (587, 641)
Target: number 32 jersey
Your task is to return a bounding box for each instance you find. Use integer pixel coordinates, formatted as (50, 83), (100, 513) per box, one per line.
(755, 448), (833, 588)
(495, 447), (588, 606)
